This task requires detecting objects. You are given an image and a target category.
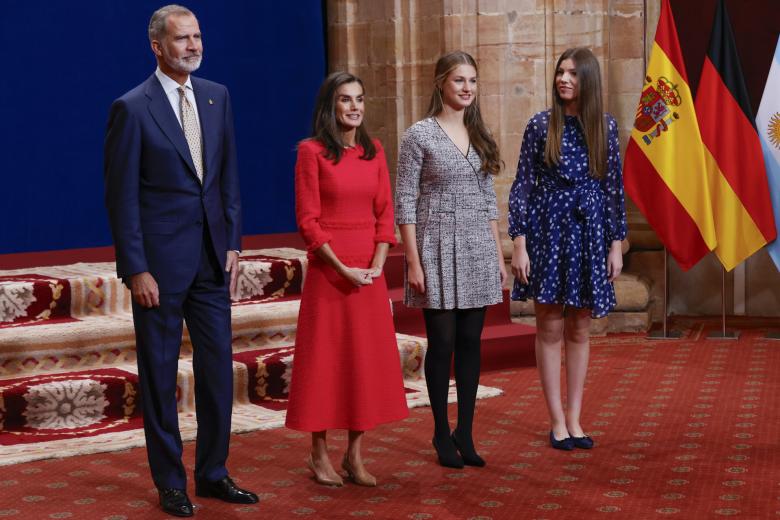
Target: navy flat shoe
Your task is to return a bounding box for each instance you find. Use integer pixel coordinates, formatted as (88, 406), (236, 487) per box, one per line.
(549, 431), (574, 451)
(572, 435), (595, 449)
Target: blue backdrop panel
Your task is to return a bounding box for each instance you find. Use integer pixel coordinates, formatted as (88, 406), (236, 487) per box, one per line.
(0, 1), (325, 254)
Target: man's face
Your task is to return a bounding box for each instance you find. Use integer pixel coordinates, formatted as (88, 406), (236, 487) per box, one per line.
(153, 14), (203, 74)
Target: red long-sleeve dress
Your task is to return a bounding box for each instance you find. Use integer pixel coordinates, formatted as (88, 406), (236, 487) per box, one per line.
(284, 139), (409, 431)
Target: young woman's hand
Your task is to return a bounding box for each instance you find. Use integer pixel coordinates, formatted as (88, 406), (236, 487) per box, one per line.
(498, 259), (508, 287)
(511, 240), (530, 285)
(407, 261), (426, 294)
(607, 240), (623, 282)
(339, 266), (375, 287)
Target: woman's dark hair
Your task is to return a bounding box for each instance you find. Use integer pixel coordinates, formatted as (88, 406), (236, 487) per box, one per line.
(426, 51), (502, 175)
(309, 71), (376, 163)
(545, 47), (607, 179)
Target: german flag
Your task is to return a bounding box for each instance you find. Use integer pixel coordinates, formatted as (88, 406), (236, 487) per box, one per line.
(623, 0), (717, 271)
(694, 0), (777, 271)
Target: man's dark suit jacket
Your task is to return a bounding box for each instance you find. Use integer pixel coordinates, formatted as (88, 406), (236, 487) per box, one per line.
(104, 73), (241, 292)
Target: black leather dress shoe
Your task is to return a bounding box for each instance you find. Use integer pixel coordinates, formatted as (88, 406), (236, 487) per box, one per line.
(195, 476), (259, 504)
(158, 488), (193, 517)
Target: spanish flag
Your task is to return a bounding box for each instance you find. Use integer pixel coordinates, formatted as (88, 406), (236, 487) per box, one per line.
(623, 0), (717, 271)
(694, 0), (776, 271)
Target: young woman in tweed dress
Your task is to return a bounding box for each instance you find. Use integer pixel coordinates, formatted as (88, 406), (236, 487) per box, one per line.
(395, 51), (507, 469)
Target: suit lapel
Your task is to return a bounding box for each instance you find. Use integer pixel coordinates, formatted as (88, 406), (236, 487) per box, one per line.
(144, 75), (199, 180)
(192, 78), (219, 189)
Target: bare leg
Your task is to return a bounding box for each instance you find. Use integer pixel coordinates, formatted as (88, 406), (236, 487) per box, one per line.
(344, 430), (376, 486)
(534, 302), (567, 440)
(309, 431), (343, 485)
(346, 430), (364, 466)
(563, 307), (592, 438)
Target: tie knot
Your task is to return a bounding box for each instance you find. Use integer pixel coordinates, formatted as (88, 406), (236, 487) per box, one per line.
(178, 86), (187, 97)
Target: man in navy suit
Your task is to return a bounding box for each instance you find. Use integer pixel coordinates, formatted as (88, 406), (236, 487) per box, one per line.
(104, 5), (257, 516)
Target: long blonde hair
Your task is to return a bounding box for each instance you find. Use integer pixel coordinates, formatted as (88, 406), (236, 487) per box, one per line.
(426, 51), (502, 175)
(544, 47), (607, 179)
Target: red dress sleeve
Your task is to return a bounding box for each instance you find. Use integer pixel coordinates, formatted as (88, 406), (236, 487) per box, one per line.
(372, 140), (398, 246)
(295, 141), (333, 252)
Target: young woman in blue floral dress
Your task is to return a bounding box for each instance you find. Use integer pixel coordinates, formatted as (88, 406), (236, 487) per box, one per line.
(508, 47), (627, 450)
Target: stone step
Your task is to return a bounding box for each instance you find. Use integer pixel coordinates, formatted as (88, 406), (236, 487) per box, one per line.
(0, 333), (435, 465)
(390, 287), (537, 369)
(0, 299), (303, 377)
(512, 310), (652, 335)
(0, 334), (427, 430)
(0, 249), (308, 376)
(509, 273), (652, 333)
(0, 248), (306, 327)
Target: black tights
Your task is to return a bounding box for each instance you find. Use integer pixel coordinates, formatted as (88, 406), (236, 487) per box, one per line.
(423, 307), (486, 442)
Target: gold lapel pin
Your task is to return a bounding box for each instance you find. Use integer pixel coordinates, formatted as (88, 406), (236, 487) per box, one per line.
(208, 99), (214, 105)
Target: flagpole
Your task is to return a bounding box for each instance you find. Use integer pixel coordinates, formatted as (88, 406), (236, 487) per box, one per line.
(647, 248), (681, 339)
(708, 265), (739, 340)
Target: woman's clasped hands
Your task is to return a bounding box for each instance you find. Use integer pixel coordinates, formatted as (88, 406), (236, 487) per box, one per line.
(339, 265), (382, 286)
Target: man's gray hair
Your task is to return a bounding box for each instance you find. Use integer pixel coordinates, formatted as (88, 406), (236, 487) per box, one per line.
(148, 4), (195, 42)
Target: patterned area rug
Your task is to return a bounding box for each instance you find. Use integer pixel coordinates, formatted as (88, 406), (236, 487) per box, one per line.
(0, 319), (777, 519)
(0, 332), (501, 466)
(2, 249), (498, 466)
(0, 247), (304, 329)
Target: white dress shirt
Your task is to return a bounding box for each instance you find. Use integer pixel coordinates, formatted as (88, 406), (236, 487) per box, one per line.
(155, 67), (200, 129)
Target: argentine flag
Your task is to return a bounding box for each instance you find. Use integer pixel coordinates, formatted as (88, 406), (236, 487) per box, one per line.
(757, 35), (780, 271)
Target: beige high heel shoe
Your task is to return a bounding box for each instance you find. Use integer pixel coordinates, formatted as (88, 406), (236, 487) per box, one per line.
(307, 455), (344, 487)
(341, 456), (377, 487)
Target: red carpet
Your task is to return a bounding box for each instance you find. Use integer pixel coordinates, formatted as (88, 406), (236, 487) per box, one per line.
(1, 318), (778, 519)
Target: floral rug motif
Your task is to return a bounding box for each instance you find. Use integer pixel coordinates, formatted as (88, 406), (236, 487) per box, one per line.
(0, 274), (73, 328)
(0, 342), (501, 466)
(0, 368), (141, 446)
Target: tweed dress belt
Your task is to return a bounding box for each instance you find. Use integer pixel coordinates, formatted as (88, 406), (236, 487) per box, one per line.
(421, 191), (487, 213)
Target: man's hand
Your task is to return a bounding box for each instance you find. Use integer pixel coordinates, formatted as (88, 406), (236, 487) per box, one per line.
(226, 251), (240, 299)
(130, 272), (160, 308)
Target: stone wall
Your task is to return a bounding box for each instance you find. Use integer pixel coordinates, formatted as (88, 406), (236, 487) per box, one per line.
(326, 0), (646, 239)
(325, 0), (780, 321)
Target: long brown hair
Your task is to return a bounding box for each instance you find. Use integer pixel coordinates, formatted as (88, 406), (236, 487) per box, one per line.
(544, 47), (607, 179)
(426, 51), (502, 175)
(309, 71), (376, 163)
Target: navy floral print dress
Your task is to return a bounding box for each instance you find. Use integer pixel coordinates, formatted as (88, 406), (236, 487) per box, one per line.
(508, 110), (627, 318)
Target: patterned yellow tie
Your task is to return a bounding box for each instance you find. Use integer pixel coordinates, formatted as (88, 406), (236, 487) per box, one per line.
(178, 86), (204, 183)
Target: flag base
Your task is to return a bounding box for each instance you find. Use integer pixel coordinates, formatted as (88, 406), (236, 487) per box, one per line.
(707, 329), (740, 340)
(646, 324), (683, 340)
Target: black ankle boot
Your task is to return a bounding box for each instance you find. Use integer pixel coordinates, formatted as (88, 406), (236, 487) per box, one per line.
(451, 430), (485, 467)
(432, 436), (464, 469)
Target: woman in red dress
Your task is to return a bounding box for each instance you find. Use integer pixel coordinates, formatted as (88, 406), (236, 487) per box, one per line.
(285, 72), (409, 487)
